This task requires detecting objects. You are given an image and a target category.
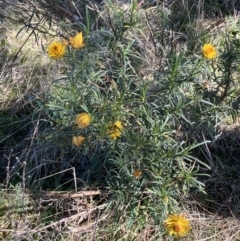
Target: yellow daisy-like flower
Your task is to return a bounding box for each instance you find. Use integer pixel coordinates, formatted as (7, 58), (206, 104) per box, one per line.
(47, 41), (66, 59)
(133, 170), (142, 178)
(202, 43), (217, 59)
(75, 112), (91, 128)
(107, 120), (123, 140)
(164, 214), (191, 237)
(72, 135), (85, 146)
(70, 32), (85, 49)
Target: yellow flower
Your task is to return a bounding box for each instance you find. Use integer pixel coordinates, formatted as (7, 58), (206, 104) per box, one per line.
(202, 43), (217, 59)
(164, 214), (191, 237)
(107, 120), (123, 140)
(75, 113), (91, 128)
(70, 32), (85, 49)
(133, 170), (142, 178)
(72, 135), (85, 146)
(47, 41), (66, 59)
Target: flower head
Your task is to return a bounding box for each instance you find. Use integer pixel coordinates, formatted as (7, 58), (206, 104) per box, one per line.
(47, 41), (66, 59)
(164, 214), (190, 237)
(107, 120), (123, 140)
(202, 43), (217, 59)
(75, 113), (91, 128)
(70, 32), (85, 49)
(133, 170), (142, 178)
(72, 135), (85, 146)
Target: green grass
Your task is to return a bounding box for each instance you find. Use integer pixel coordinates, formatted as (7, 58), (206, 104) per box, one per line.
(1, 0), (240, 240)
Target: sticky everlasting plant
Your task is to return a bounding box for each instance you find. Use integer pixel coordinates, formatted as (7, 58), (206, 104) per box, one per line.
(164, 214), (191, 237)
(202, 43), (217, 59)
(107, 121), (123, 140)
(70, 32), (85, 49)
(47, 41), (66, 59)
(42, 16), (212, 240)
(36, 5), (229, 239)
(3, 0), (240, 240)
(47, 32), (85, 60)
(75, 113), (91, 128)
(72, 135), (85, 146)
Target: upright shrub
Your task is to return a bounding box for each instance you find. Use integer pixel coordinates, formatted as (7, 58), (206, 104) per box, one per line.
(1, 0), (239, 239)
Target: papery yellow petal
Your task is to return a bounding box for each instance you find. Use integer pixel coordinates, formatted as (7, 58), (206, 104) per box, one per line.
(47, 41), (66, 59)
(164, 214), (191, 237)
(70, 32), (85, 49)
(75, 113), (91, 128)
(107, 120), (123, 140)
(72, 136), (85, 146)
(202, 43), (217, 59)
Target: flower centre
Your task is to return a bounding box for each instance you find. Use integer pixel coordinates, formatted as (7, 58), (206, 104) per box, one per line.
(173, 224), (181, 232)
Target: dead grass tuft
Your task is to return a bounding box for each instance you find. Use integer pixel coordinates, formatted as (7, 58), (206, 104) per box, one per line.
(0, 187), (108, 241)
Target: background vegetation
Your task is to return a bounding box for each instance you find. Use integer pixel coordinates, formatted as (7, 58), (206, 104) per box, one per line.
(1, 0), (240, 240)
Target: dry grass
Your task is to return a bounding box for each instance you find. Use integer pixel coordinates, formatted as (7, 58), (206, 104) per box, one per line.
(0, 3), (66, 111)
(188, 209), (240, 241)
(0, 186), (109, 240)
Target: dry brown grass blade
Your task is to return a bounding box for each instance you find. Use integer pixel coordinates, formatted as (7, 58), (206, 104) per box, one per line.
(40, 190), (102, 199)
